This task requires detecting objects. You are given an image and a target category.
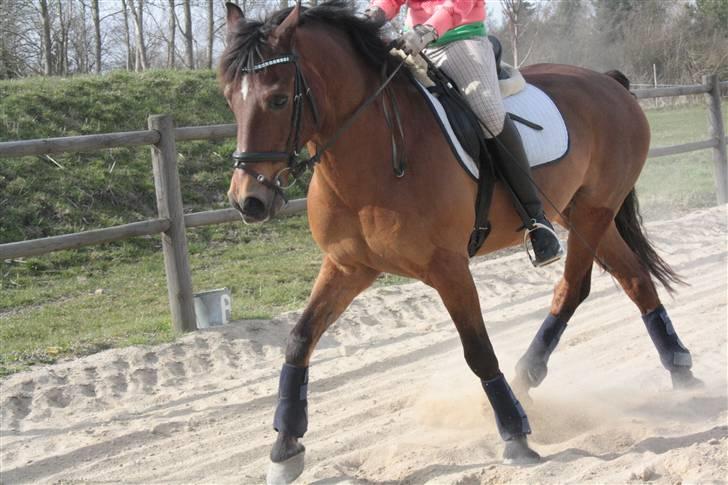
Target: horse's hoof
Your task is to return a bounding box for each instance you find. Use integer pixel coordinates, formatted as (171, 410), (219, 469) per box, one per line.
(515, 356), (547, 389)
(671, 369), (705, 390)
(267, 450), (305, 485)
(510, 375), (533, 405)
(503, 436), (541, 465)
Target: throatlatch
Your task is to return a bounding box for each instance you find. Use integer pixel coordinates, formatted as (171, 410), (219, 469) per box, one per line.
(273, 364), (309, 437)
(482, 373), (531, 441)
(642, 305), (692, 372)
(515, 313), (569, 387)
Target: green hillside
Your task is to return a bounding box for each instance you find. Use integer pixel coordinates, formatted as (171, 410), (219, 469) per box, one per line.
(0, 69), (238, 245)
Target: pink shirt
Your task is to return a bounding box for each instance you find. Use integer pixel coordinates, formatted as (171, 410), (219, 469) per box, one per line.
(371, 0), (486, 37)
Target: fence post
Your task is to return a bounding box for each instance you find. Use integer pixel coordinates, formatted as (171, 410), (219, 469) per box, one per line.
(703, 74), (728, 204)
(148, 114), (197, 332)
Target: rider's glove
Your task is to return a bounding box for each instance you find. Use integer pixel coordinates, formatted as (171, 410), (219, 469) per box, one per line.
(363, 6), (387, 28)
(398, 24), (438, 56)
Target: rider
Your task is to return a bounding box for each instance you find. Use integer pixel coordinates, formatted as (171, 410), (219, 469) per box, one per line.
(366, 0), (563, 266)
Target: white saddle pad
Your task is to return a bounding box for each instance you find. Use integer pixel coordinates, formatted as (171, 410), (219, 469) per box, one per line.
(417, 82), (569, 180)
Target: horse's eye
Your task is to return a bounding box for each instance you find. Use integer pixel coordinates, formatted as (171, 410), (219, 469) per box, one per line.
(269, 95), (289, 110)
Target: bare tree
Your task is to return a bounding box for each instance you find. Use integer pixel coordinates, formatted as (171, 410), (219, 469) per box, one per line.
(182, 0), (193, 68)
(207, 0), (213, 69)
(56, 0), (71, 75)
(79, 0), (89, 72)
(91, 0), (101, 72)
(120, 0), (133, 70)
(39, 0), (53, 75)
(501, 0), (536, 67)
(167, 0), (176, 68)
(128, 0), (148, 70)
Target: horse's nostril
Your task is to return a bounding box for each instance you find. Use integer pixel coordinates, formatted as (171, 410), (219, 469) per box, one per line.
(242, 197), (266, 219)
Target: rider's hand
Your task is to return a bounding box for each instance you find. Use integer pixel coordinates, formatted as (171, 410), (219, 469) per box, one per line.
(398, 24), (438, 56)
(363, 6), (387, 28)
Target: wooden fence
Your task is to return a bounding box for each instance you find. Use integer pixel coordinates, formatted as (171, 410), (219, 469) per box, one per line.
(1, 74), (726, 333)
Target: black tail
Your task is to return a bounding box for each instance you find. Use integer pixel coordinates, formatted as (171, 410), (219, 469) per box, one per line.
(614, 190), (684, 294)
(605, 70), (630, 90)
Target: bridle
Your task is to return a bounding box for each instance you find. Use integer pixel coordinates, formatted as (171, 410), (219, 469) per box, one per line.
(231, 52), (320, 203)
(231, 49), (407, 203)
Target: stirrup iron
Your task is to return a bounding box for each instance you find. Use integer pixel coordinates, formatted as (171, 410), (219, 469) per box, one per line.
(523, 220), (563, 267)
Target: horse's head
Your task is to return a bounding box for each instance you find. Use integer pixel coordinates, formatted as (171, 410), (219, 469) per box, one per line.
(221, 2), (318, 223)
(220, 1), (394, 223)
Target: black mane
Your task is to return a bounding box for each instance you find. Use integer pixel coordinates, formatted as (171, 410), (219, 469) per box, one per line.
(220, 0), (393, 85)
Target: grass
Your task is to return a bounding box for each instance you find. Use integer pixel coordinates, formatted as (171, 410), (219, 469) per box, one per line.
(636, 104), (726, 219)
(0, 215), (323, 374)
(0, 72), (724, 376)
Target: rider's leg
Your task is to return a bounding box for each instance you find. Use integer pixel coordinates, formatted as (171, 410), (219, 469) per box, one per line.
(491, 116), (564, 266)
(423, 38), (562, 266)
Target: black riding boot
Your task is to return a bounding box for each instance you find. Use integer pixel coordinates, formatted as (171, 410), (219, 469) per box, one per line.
(492, 116), (563, 266)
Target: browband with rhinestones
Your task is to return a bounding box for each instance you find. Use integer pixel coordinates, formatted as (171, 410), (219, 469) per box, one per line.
(241, 54), (298, 73)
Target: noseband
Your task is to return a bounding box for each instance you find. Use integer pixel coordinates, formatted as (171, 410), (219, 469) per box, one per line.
(232, 50), (407, 200)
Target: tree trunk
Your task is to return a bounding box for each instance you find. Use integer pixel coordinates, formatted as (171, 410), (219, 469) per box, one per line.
(0, 0), (13, 78)
(92, 0), (101, 73)
(207, 0), (213, 69)
(57, 0), (68, 75)
(40, 0), (53, 75)
(183, 0), (193, 68)
(167, 0), (175, 68)
(121, 0), (132, 70)
(129, 0), (148, 71)
(79, 0), (87, 72)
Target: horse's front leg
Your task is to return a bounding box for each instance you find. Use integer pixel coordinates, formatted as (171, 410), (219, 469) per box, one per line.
(426, 249), (541, 465)
(267, 256), (379, 484)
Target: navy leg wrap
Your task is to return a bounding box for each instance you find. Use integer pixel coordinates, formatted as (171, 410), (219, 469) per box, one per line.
(517, 313), (569, 386)
(482, 373), (531, 441)
(273, 364), (309, 438)
(643, 305), (692, 371)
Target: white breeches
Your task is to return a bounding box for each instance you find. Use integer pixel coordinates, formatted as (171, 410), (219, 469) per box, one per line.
(424, 37), (506, 138)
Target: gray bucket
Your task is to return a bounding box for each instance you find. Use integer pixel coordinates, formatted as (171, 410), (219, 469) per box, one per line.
(193, 288), (232, 329)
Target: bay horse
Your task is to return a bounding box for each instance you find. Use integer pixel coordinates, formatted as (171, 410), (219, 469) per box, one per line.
(219, 1), (701, 482)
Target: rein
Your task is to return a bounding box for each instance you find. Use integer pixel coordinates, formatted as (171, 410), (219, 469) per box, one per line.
(231, 51), (407, 199)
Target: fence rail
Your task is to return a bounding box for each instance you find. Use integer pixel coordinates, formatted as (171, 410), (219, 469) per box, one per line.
(0, 218), (170, 259)
(634, 83), (711, 99)
(0, 130), (160, 157)
(1, 74), (725, 332)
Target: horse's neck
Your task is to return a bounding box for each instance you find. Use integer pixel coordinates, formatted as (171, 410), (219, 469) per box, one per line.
(298, 28), (377, 133)
(311, 75), (423, 204)
(298, 28), (435, 205)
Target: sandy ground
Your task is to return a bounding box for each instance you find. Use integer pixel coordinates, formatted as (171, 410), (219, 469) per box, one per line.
(1, 206), (726, 484)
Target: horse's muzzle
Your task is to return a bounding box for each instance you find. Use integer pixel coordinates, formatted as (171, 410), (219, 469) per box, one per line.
(230, 195), (270, 224)
(242, 197), (267, 220)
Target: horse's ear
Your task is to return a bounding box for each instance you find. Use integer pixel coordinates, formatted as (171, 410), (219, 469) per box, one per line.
(225, 2), (244, 30)
(270, 3), (301, 48)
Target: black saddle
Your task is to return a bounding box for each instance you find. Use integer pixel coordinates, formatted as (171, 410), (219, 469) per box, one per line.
(488, 35), (508, 80)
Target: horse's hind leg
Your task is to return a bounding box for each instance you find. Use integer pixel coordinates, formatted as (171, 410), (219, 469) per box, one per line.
(427, 249), (539, 464)
(513, 202), (614, 394)
(267, 256), (379, 484)
(595, 223), (701, 389)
